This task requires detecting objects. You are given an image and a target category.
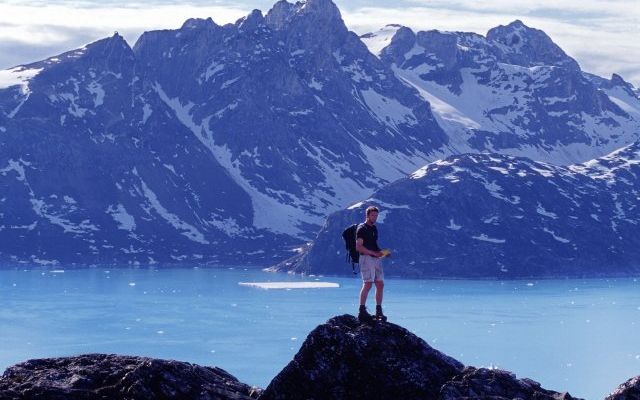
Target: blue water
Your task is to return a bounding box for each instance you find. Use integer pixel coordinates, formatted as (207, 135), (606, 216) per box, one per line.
(1, 268), (639, 399)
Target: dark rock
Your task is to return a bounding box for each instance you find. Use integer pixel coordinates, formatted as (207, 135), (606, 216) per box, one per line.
(606, 376), (640, 400)
(0, 354), (258, 400)
(5, 316), (633, 400)
(260, 314), (464, 399)
(441, 366), (577, 399)
(260, 315), (581, 400)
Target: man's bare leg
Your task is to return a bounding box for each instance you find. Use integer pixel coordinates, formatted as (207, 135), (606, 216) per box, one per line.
(374, 280), (386, 321)
(360, 281), (373, 305)
(374, 280), (384, 305)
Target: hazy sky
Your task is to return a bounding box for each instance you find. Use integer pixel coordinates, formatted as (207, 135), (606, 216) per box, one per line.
(0, 0), (638, 86)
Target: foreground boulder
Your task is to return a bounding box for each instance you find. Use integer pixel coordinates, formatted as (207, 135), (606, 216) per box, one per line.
(441, 366), (576, 400)
(260, 315), (580, 400)
(0, 354), (257, 400)
(1, 316), (636, 399)
(606, 376), (640, 400)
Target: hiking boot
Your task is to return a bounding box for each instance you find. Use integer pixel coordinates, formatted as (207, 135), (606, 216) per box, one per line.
(375, 305), (387, 322)
(358, 306), (374, 323)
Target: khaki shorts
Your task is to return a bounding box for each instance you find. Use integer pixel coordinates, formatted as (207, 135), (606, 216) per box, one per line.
(360, 255), (384, 282)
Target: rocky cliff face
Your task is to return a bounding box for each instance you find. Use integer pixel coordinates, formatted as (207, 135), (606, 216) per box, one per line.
(278, 141), (640, 278)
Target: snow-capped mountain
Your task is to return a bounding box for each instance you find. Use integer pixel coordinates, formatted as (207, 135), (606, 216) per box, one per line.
(1, 0), (638, 268)
(0, 0), (447, 266)
(277, 141), (640, 278)
(362, 21), (640, 164)
(0, 35), (298, 266)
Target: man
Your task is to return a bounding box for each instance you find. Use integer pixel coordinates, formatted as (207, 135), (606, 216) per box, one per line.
(356, 206), (387, 323)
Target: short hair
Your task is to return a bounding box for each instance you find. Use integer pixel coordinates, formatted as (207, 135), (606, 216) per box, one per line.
(366, 206), (379, 216)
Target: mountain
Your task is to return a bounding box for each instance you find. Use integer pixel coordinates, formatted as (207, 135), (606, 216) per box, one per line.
(0, 0), (447, 266)
(362, 21), (640, 164)
(0, 35), (295, 266)
(1, 0), (638, 267)
(277, 141), (640, 278)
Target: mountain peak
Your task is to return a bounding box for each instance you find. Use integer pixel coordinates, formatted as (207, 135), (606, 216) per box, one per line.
(507, 19), (526, 28)
(38, 33), (134, 68)
(360, 24), (410, 58)
(181, 17), (217, 30)
(87, 33), (130, 50)
(487, 20), (579, 69)
(236, 9), (265, 31)
(611, 73), (627, 86)
(297, 0), (340, 15)
(265, 0), (342, 30)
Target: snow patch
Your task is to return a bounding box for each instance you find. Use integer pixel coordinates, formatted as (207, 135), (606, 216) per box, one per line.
(155, 83), (315, 236)
(360, 88), (418, 131)
(0, 159), (29, 181)
(472, 234), (506, 243)
(31, 199), (99, 234)
(308, 77), (323, 90)
(360, 25), (401, 58)
(536, 203), (558, 219)
(206, 215), (247, 237)
(0, 67), (42, 93)
(134, 168), (209, 244)
(447, 219), (461, 230)
(543, 227), (570, 243)
(87, 81), (105, 107)
(107, 204), (136, 231)
(203, 62), (225, 81)
(142, 103), (152, 124)
(221, 77), (240, 89)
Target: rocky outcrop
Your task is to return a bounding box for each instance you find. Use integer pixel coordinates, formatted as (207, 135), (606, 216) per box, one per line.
(606, 376), (640, 400)
(0, 354), (258, 400)
(259, 315), (579, 400)
(1, 316), (637, 399)
(441, 366), (575, 400)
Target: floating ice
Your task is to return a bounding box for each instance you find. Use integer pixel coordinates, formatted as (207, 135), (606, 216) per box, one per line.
(238, 282), (339, 289)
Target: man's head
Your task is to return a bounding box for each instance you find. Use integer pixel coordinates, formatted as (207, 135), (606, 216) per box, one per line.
(365, 206), (379, 225)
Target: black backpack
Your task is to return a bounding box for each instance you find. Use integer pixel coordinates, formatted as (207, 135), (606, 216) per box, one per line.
(341, 224), (360, 274)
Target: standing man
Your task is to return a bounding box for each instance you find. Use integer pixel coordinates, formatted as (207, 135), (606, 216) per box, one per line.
(356, 206), (387, 323)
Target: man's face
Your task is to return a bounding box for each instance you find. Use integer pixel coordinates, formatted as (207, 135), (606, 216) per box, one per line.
(367, 211), (378, 224)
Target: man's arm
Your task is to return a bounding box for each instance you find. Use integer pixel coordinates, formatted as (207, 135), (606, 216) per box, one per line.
(356, 238), (382, 257)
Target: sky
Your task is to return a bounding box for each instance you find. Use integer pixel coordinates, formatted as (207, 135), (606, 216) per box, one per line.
(0, 0), (638, 87)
